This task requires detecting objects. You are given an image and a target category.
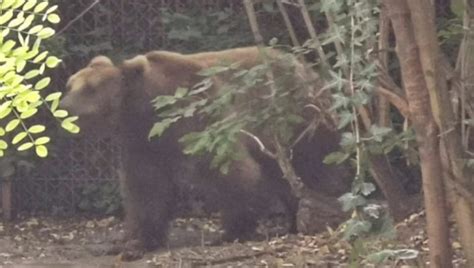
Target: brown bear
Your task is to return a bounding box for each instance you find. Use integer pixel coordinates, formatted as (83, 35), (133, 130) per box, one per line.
(59, 47), (348, 259)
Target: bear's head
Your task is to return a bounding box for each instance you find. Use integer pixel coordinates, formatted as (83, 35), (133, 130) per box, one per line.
(60, 56), (124, 135)
(60, 52), (205, 136)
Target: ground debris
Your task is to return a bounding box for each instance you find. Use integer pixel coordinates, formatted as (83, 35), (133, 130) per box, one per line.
(0, 211), (467, 267)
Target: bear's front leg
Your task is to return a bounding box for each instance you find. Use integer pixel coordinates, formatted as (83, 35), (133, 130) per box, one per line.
(118, 151), (176, 261)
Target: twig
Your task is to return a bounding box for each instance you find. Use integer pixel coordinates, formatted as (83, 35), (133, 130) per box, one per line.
(276, 0), (300, 47)
(295, 0), (329, 68)
(374, 86), (410, 119)
(240, 129), (276, 158)
(57, 0), (102, 35)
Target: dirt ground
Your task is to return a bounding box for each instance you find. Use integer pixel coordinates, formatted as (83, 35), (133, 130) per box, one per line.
(0, 211), (467, 268)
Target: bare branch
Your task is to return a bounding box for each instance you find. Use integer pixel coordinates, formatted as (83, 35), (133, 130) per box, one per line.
(239, 129), (276, 159)
(57, 0), (102, 35)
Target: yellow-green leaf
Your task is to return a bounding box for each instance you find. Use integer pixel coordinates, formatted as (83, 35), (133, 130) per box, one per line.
(12, 131), (28, 145)
(0, 106), (12, 119)
(45, 56), (60, 68)
(34, 77), (50, 90)
(0, 139), (8, 150)
(34, 136), (50, 145)
(25, 69), (40, 79)
(53, 109), (67, 118)
(0, 10), (14, 26)
(45, 92), (61, 101)
(47, 13), (60, 24)
(37, 27), (55, 39)
(25, 91), (40, 102)
(17, 142), (33, 151)
(34, 1), (48, 12)
(35, 144), (47, 157)
(28, 25), (43, 35)
(13, 0), (26, 9)
(5, 119), (20, 132)
(28, 124), (45, 133)
(8, 16), (25, 28)
(61, 120), (80, 134)
(18, 14), (34, 32)
(51, 98), (59, 111)
(0, 127), (5, 136)
(16, 59), (26, 73)
(1, 0), (16, 9)
(45, 5), (58, 13)
(1, 40), (16, 53)
(20, 107), (37, 119)
(22, 0), (37, 11)
(33, 51), (48, 63)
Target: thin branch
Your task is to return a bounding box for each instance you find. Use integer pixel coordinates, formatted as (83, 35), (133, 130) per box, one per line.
(276, 0), (300, 47)
(240, 129), (276, 159)
(57, 0), (102, 35)
(374, 86), (410, 118)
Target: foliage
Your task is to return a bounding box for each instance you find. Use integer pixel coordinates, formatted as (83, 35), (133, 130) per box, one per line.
(0, 0), (79, 159)
(160, 7), (255, 53)
(149, 47), (318, 173)
(78, 182), (122, 215)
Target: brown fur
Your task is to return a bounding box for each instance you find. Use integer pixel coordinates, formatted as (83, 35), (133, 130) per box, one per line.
(60, 47), (348, 258)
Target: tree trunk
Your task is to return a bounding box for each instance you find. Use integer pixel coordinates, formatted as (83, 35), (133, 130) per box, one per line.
(384, 0), (453, 267)
(409, 1), (474, 266)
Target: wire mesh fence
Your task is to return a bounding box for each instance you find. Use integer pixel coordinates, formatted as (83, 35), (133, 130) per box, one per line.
(8, 0), (251, 216)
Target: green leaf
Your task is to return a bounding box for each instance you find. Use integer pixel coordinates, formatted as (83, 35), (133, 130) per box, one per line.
(5, 119), (20, 132)
(0, 106), (12, 119)
(8, 15), (25, 28)
(47, 13), (60, 24)
(152, 95), (177, 111)
(20, 107), (38, 119)
(33, 51), (48, 63)
(16, 59), (26, 73)
(51, 98), (59, 111)
(34, 1), (48, 12)
(22, 0), (37, 11)
(34, 136), (50, 145)
(338, 193), (367, 212)
(0, 139), (8, 150)
(28, 25), (43, 35)
(24, 69), (40, 79)
(24, 91), (40, 103)
(34, 77), (50, 90)
(45, 91), (61, 101)
(0, 127), (5, 136)
(61, 118), (80, 134)
(12, 131), (28, 145)
(17, 141), (33, 151)
(323, 151), (350, 165)
(174, 87), (188, 98)
(37, 27), (55, 39)
(0, 10), (14, 26)
(35, 144), (48, 157)
(1, 0), (16, 9)
(28, 124), (45, 133)
(46, 5), (58, 14)
(13, 0), (26, 9)
(18, 14), (34, 31)
(53, 109), (68, 118)
(1, 40), (16, 53)
(45, 56), (60, 68)
(148, 116), (181, 139)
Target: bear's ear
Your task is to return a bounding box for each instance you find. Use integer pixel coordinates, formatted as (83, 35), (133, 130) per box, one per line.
(88, 56), (114, 68)
(121, 55), (150, 80)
